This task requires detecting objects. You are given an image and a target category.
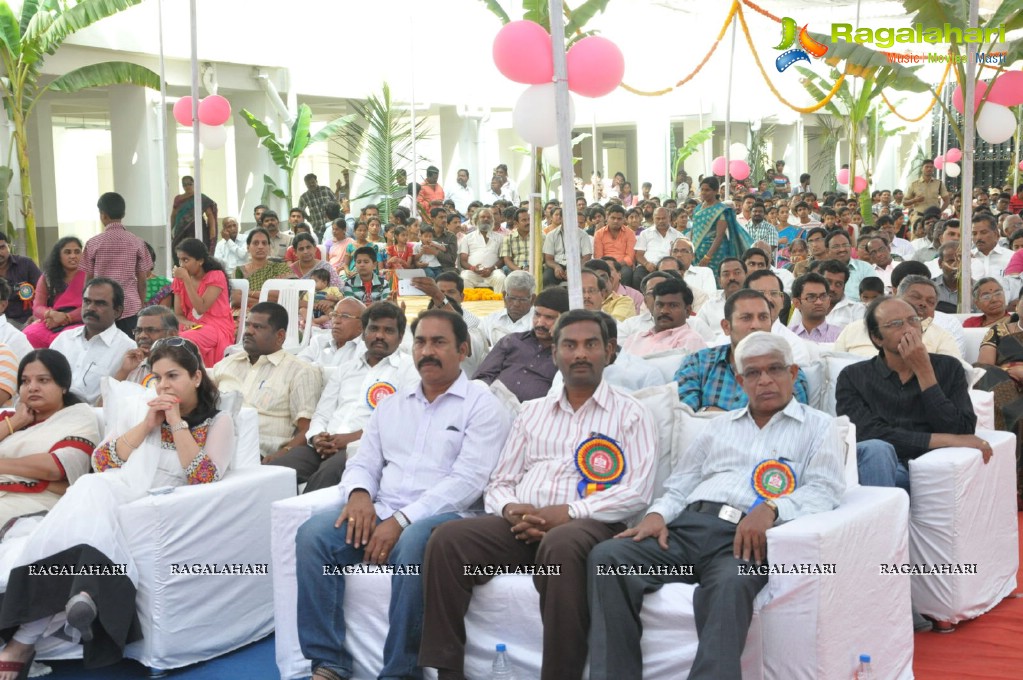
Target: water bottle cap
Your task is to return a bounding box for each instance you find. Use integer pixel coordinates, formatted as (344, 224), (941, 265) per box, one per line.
(860, 654), (871, 663)
(496, 643), (507, 652)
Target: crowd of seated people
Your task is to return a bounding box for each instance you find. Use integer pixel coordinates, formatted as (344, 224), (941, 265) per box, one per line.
(0, 169), (1019, 678)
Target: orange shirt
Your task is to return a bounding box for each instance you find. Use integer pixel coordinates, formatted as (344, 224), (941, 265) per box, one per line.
(593, 226), (637, 266)
(417, 182), (445, 212)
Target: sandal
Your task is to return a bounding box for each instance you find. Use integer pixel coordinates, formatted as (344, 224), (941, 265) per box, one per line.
(311, 666), (348, 680)
(0, 650), (35, 680)
(64, 592), (97, 643)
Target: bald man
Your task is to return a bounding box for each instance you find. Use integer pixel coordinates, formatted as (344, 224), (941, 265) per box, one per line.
(297, 298), (366, 368)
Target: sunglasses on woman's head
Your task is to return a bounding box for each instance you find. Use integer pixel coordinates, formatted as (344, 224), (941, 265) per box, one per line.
(151, 336), (203, 362)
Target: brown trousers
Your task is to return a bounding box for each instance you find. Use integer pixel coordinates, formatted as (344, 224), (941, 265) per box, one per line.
(419, 514), (622, 680)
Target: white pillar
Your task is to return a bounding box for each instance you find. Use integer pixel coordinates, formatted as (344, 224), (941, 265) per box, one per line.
(26, 99), (59, 256)
(109, 85), (167, 270)
(232, 92), (287, 228)
(635, 107), (670, 198)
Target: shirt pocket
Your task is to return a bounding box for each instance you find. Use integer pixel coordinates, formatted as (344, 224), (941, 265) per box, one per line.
(422, 429), (464, 474)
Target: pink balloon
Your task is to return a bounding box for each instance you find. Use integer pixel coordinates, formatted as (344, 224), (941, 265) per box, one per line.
(986, 71), (1023, 107)
(1019, 160), (1023, 172)
(173, 96), (194, 126)
(944, 148), (961, 163)
(566, 36), (625, 98)
(952, 82), (988, 114)
(853, 176), (867, 193)
(933, 156), (945, 170)
(729, 159), (751, 181)
(492, 21), (553, 85)
(711, 156), (727, 177)
(836, 168), (850, 185)
(198, 95), (231, 126)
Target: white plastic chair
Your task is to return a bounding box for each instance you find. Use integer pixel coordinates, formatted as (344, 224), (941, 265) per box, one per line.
(222, 278), (249, 359)
(259, 279), (316, 353)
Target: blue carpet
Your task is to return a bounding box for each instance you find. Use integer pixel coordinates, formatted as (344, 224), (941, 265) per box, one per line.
(36, 634), (280, 679)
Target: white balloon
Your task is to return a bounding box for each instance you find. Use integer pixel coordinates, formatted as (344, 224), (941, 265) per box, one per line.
(512, 83), (576, 148)
(542, 145), (561, 167)
(729, 142), (748, 159)
(199, 123), (228, 150)
(943, 161), (961, 178)
(976, 103), (1016, 145)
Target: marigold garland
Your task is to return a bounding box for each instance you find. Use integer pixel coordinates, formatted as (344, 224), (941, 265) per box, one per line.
(462, 288), (503, 301)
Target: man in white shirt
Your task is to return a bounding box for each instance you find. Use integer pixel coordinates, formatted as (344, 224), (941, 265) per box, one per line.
(213, 216), (247, 272)
(421, 309), (656, 680)
(271, 302), (415, 491)
(111, 305), (179, 386)
(741, 247), (793, 292)
(971, 213), (1018, 301)
(744, 269), (813, 365)
(479, 270), (535, 346)
(0, 281), (33, 364)
(295, 309), (512, 680)
(51, 278), (136, 404)
(459, 208), (506, 293)
(866, 236), (897, 294)
(622, 278), (705, 357)
(588, 332), (844, 680)
(296, 298), (366, 369)
(696, 258), (747, 332)
(819, 259), (866, 327)
(482, 174), (505, 205)
(447, 168), (474, 216)
(634, 207), (683, 284)
(669, 237), (716, 294)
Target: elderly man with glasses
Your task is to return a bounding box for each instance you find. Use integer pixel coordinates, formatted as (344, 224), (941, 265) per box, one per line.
(111, 305), (179, 385)
(297, 298), (367, 369)
(479, 270), (535, 347)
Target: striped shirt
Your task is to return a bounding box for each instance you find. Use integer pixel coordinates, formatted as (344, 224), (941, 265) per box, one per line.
(82, 222), (153, 318)
(484, 379), (657, 522)
(675, 343), (809, 411)
(0, 344), (16, 404)
(647, 399), (846, 523)
(499, 231), (531, 271)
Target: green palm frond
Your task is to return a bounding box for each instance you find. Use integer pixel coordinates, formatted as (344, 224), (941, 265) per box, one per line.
(478, 0), (511, 24)
(40, 0), (146, 54)
(46, 60), (159, 92)
(672, 125), (714, 181)
(565, 0), (610, 36)
(0, 4), (21, 61)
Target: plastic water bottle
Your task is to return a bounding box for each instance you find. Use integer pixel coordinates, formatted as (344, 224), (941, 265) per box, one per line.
(491, 643), (516, 680)
(855, 654), (874, 679)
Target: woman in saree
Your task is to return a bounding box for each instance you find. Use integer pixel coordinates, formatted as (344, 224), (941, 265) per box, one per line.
(692, 176), (753, 277)
(0, 339), (234, 676)
(169, 175), (218, 256)
(963, 277), (1010, 328)
(232, 228), (294, 309)
(289, 234), (342, 289)
(324, 218), (353, 274)
(0, 350), (100, 529)
(24, 238), (86, 349)
(172, 239), (235, 367)
(975, 293), (1023, 507)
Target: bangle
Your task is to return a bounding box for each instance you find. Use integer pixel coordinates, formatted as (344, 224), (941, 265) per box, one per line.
(120, 433), (140, 449)
(5, 418), (13, 435)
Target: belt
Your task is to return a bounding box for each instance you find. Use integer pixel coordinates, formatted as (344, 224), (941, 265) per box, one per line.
(687, 500), (746, 524)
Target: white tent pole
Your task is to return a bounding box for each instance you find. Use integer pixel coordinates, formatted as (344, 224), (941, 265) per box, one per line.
(157, 0), (171, 275)
(959, 0), (978, 313)
(189, 0), (201, 244)
(409, 8), (418, 222)
(549, 0), (581, 309)
(723, 13), (737, 200)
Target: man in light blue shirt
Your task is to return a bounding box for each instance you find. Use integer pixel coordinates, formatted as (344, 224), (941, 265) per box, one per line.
(588, 332), (845, 680)
(294, 309), (513, 680)
(825, 229), (878, 302)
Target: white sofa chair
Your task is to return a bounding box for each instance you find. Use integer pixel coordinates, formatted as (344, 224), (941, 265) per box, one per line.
(2, 405), (297, 674)
(271, 385), (913, 679)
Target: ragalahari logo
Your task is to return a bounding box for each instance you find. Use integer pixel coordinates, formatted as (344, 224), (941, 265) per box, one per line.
(774, 17), (829, 72)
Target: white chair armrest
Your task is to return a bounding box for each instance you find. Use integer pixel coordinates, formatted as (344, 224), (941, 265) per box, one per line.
(272, 487), (345, 679)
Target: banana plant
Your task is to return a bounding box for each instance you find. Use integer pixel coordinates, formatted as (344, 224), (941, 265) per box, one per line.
(0, 0), (162, 260)
(329, 83), (432, 223)
(671, 125), (714, 189)
(240, 103), (356, 208)
(510, 132), (591, 200)
(745, 123), (776, 186)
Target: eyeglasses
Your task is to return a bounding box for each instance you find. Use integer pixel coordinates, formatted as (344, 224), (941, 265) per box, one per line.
(880, 316), (923, 330)
(799, 293), (829, 303)
(505, 295), (532, 304)
(740, 365), (791, 381)
(672, 247), (694, 255)
(865, 246), (889, 256)
(758, 290), (785, 298)
(329, 312), (359, 321)
(133, 325), (169, 336)
(828, 243), (851, 251)
(977, 291), (1005, 303)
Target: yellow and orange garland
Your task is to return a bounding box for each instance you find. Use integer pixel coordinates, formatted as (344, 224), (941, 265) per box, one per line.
(463, 288), (504, 302)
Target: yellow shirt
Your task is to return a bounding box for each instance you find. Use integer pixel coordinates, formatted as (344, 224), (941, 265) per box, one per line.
(602, 292), (637, 322)
(906, 178), (948, 215)
(834, 318), (961, 359)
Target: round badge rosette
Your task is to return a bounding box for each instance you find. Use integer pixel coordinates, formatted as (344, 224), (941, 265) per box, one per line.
(575, 434), (625, 497)
(17, 283), (33, 301)
(751, 459), (797, 501)
(365, 381), (396, 409)
(141, 373), (158, 389)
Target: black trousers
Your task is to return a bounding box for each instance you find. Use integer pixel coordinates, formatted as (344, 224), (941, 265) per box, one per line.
(266, 444), (348, 492)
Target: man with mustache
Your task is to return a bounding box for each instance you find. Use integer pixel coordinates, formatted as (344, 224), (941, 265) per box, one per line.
(695, 257), (747, 331)
(474, 287), (569, 402)
(298, 298), (367, 369)
(296, 309), (511, 680)
(111, 305), (179, 385)
(51, 277), (136, 404)
(459, 207), (506, 293)
(621, 278), (705, 357)
(212, 301), (321, 460)
(270, 302), (414, 491)
(420, 310), (656, 680)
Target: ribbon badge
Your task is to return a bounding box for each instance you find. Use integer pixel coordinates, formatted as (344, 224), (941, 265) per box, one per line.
(575, 433), (626, 498)
(365, 381), (396, 409)
(17, 282), (33, 310)
(750, 459), (797, 509)
(141, 373), (158, 389)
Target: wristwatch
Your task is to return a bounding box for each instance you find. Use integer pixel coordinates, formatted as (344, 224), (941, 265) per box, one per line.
(763, 499), (779, 520)
(567, 505), (578, 520)
(170, 421), (189, 433)
(393, 511), (411, 529)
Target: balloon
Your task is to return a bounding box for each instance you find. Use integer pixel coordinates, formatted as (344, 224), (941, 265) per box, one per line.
(951, 82), (987, 114)
(986, 71), (1023, 107)
(729, 142), (748, 159)
(511, 83), (576, 148)
(729, 160), (751, 181)
(492, 21), (553, 85)
(943, 162), (961, 178)
(933, 156), (945, 170)
(566, 36), (625, 98)
(836, 168), (850, 185)
(853, 176), (867, 193)
(542, 145), (562, 167)
(944, 148), (962, 163)
(173, 96), (194, 126)
(711, 156), (727, 177)
(199, 123), (228, 150)
(976, 103), (1016, 145)
(1019, 160), (1023, 172)
(198, 95), (231, 126)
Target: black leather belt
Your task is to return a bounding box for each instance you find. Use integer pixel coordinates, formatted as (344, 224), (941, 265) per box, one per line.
(686, 501), (746, 524)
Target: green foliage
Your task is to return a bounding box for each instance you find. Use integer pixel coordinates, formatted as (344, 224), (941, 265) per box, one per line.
(807, 115), (843, 192)
(510, 133), (591, 200)
(565, 0), (610, 36)
(746, 123), (776, 184)
(47, 61), (159, 92)
(672, 125), (714, 184)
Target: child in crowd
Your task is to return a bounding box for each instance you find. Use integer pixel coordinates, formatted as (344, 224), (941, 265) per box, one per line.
(414, 226), (443, 279)
(858, 276), (885, 304)
(385, 226), (415, 270)
(309, 268), (342, 328)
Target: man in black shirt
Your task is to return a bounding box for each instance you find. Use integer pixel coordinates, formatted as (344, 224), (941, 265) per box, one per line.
(836, 296), (990, 491)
